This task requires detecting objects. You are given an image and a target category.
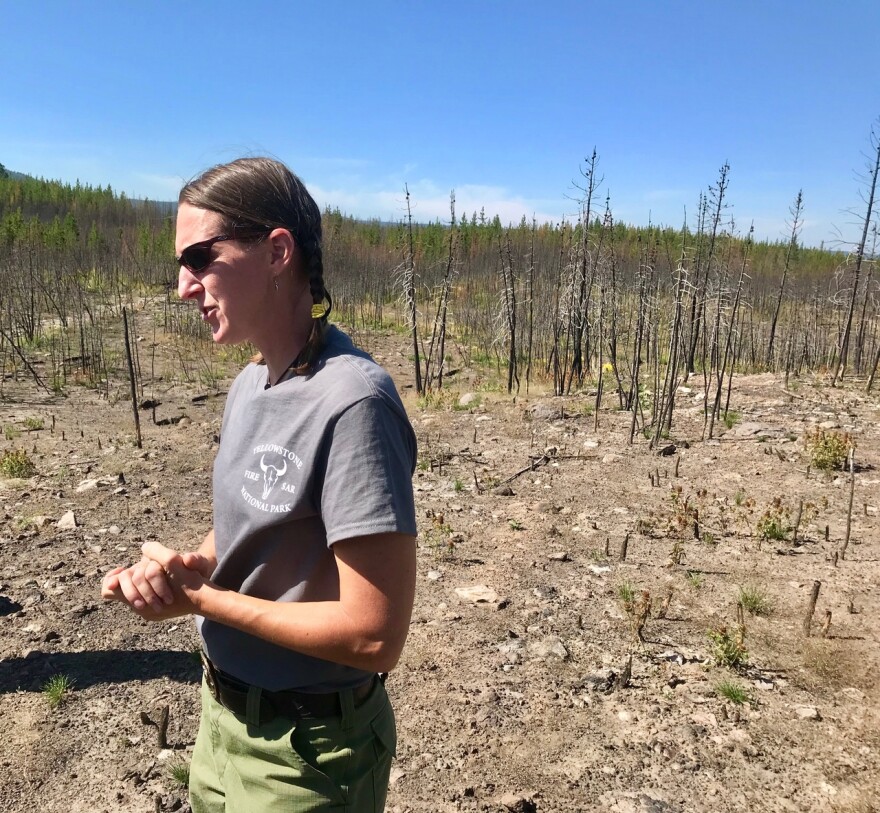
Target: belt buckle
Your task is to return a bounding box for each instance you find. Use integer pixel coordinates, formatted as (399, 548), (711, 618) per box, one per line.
(200, 651), (219, 701)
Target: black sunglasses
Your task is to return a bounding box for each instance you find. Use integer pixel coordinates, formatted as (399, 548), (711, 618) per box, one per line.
(176, 228), (270, 273)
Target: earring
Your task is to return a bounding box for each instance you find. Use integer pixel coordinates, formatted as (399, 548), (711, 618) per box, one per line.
(274, 278), (279, 291)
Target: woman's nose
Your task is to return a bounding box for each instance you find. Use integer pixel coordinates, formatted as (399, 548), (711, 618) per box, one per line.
(177, 266), (202, 300)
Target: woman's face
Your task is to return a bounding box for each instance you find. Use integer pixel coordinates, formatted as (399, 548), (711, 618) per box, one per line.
(176, 203), (273, 345)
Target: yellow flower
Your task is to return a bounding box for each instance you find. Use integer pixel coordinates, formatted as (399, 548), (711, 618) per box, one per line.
(602, 362), (614, 373)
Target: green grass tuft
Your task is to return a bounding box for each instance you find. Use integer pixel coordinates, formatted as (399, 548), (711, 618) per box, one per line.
(168, 760), (190, 788)
(738, 584), (772, 616)
(42, 674), (73, 708)
(716, 679), (752, 705)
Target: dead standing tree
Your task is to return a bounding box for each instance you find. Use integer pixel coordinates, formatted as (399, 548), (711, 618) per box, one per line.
(833, 120), (880, 386)
(686, 164), (730, 379)
(558, 150), (602, 395)
(497, 229), (519, 394)
(766, 190), (804, 368)
(401, 185), (423, 395)
(423, 192), (458, 391)
(706, 224), (752, 439)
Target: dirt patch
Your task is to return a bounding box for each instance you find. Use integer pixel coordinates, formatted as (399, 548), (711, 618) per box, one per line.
(0, 323), (878, 812)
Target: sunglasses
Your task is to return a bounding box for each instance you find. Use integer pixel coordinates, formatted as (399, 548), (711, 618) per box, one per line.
(176, 228), (270, 273)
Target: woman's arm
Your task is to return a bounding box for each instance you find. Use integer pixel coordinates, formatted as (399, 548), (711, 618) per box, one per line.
(141, 532), (416, 673)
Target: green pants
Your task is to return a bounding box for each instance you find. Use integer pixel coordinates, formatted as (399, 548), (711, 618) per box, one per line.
(190, 677), (397, 812)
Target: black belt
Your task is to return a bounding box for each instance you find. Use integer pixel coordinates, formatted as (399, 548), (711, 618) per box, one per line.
(200, 652), (377, 724)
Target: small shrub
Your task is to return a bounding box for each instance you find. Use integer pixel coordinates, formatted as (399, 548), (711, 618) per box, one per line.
(804, 428), (853, 471)
(423, 512), (456, 561)
(738, 584), (772, 616)
(668, 539), (685, 567)
(23, 417), (44, 431)
(716, 680), (752, 705)
(168, 760), (190, 788)
(0, 449), (37, 478)
(453, 477), (464, 493)
(3, 425), (19, 441)
(617, 581), (636, 606)
(756, 498), (790, 541)
(723, 410), (741, 430)
(707, 625), (748, 668)
(42, 674), (73, 708)
(508, 518), (524, 531)
(618, 583), (652, 645)
(685, 571), (704, 589)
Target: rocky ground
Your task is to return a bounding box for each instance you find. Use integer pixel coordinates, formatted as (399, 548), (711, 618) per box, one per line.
(0, 320), (878, 813)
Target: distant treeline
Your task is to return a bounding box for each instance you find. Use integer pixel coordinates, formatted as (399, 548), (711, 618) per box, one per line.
(0, 164), (877, 409)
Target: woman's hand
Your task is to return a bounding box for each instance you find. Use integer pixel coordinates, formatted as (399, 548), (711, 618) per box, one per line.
(101, 543), (215, 620)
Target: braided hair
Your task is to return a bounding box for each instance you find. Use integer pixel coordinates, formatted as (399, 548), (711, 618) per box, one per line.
(179, 157), (331, 374)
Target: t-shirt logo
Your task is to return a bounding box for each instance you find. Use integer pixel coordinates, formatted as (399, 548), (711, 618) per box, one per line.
(259, 455), (286, 499)
(240, 443), (303, 513)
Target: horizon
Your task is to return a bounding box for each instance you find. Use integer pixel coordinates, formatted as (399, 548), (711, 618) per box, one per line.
(2, 2), (880, 249)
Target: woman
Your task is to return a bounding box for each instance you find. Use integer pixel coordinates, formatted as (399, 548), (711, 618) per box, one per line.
(102, 157), (418, 812)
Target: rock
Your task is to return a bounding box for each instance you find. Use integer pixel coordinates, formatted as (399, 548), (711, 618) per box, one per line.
(76, 479), (100, 493)
(500, 793), (537, 813)
(498, 638), (524, 662)
(493, 485), (515, 496)
(526, 635), (568, 660)
(548, 551), (570, 562)
(388, 767), (406, 786)
(528, 403), (559, 420)
(458, 393), (477, 407)
(599, 791), (683, 812)
(455, 585), (501, 606)
(583, 668), (615, 691)
(107, 525), (121, 535)
(589, 564), (611, 575)
(56, 510), (77, 530)
(818, 420), (839, 430)
(602, 454), (620, 464)
(583, 439), (600, 449)
(733, 421), (769, 437)
(31, 516), (49, 528)
(657, 444), (677, 456)
(426, 570), (442, 581)
(795, 705), (820, 721)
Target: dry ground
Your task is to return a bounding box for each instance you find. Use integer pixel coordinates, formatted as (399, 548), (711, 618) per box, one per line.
(0, 317), (878, 813)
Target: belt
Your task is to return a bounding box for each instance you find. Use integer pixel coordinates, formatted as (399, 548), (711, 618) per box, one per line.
(200, 652), (377, 724)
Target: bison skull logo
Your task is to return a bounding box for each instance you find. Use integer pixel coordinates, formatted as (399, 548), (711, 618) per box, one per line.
(259, 455), (288, 499)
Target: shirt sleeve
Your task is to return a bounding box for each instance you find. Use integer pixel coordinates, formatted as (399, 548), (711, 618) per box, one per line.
(319, 395), (418, 545)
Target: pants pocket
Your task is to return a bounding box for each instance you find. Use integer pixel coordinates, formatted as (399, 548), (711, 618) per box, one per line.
(286, 719), (349, 808)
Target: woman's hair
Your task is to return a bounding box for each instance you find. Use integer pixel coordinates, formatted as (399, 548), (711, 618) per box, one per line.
(179, 157), (331, 374)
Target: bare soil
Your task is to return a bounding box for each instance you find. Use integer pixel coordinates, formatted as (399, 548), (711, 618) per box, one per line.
(0, 319), (878, 813)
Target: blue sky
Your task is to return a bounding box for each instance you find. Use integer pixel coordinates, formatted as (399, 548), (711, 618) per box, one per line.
(2, 1), (879, 247)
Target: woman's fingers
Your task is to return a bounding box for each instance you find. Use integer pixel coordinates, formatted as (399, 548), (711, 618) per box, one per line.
(118, 561), (165, 613)
(143, 558), (175, 605)
(101, 566), (126, 599)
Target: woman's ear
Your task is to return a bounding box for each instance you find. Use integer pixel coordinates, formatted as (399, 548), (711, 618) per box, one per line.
(267, 228), (296, 273)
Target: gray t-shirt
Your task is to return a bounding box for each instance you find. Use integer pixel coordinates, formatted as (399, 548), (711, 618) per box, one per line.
(198, 326), (417, 691)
